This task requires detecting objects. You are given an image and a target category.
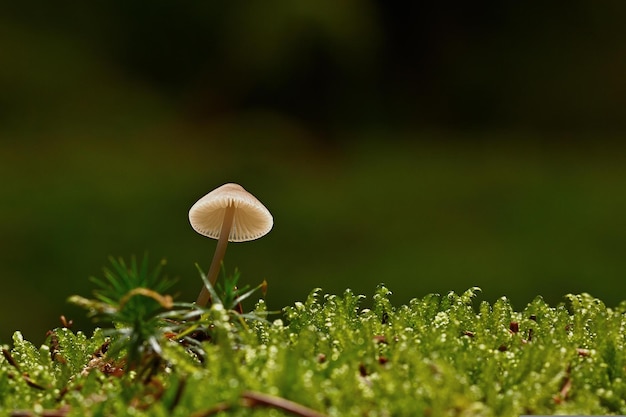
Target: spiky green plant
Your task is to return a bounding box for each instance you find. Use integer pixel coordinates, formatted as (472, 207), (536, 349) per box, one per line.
(158, 265), (271, 361)
(68, 256), (269, 376)
(68, 256), (177, 373)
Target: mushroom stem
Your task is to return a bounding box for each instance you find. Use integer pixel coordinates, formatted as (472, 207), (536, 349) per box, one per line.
(196, 203), (236, 307)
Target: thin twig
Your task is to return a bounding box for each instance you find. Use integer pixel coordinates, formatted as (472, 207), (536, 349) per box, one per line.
(118, 287), (174, 310)
(191, 391), (328, 417)
(21, 374), (47, 390)
(242, 391), (328, 417)
(2, 349), (20, 370)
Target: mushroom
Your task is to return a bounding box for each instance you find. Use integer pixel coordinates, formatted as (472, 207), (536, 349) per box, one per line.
(189, 183), (273, 306)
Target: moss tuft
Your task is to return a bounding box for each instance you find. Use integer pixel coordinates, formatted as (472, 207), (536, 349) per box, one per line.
(2, 286), (626, 416)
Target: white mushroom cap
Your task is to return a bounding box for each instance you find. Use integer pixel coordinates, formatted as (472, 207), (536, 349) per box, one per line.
(189, 183), (273, 242)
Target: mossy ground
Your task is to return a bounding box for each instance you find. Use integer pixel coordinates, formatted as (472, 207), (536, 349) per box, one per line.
(2, 286), (626, 416)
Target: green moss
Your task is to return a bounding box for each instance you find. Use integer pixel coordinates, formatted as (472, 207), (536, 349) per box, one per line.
(2, 286), (626, 416)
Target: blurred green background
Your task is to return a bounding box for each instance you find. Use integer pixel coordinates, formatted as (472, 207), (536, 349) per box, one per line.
(2, 3), (626, 343)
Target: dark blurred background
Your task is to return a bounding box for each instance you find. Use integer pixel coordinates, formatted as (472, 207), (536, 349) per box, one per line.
(2, 2), (626, 343)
